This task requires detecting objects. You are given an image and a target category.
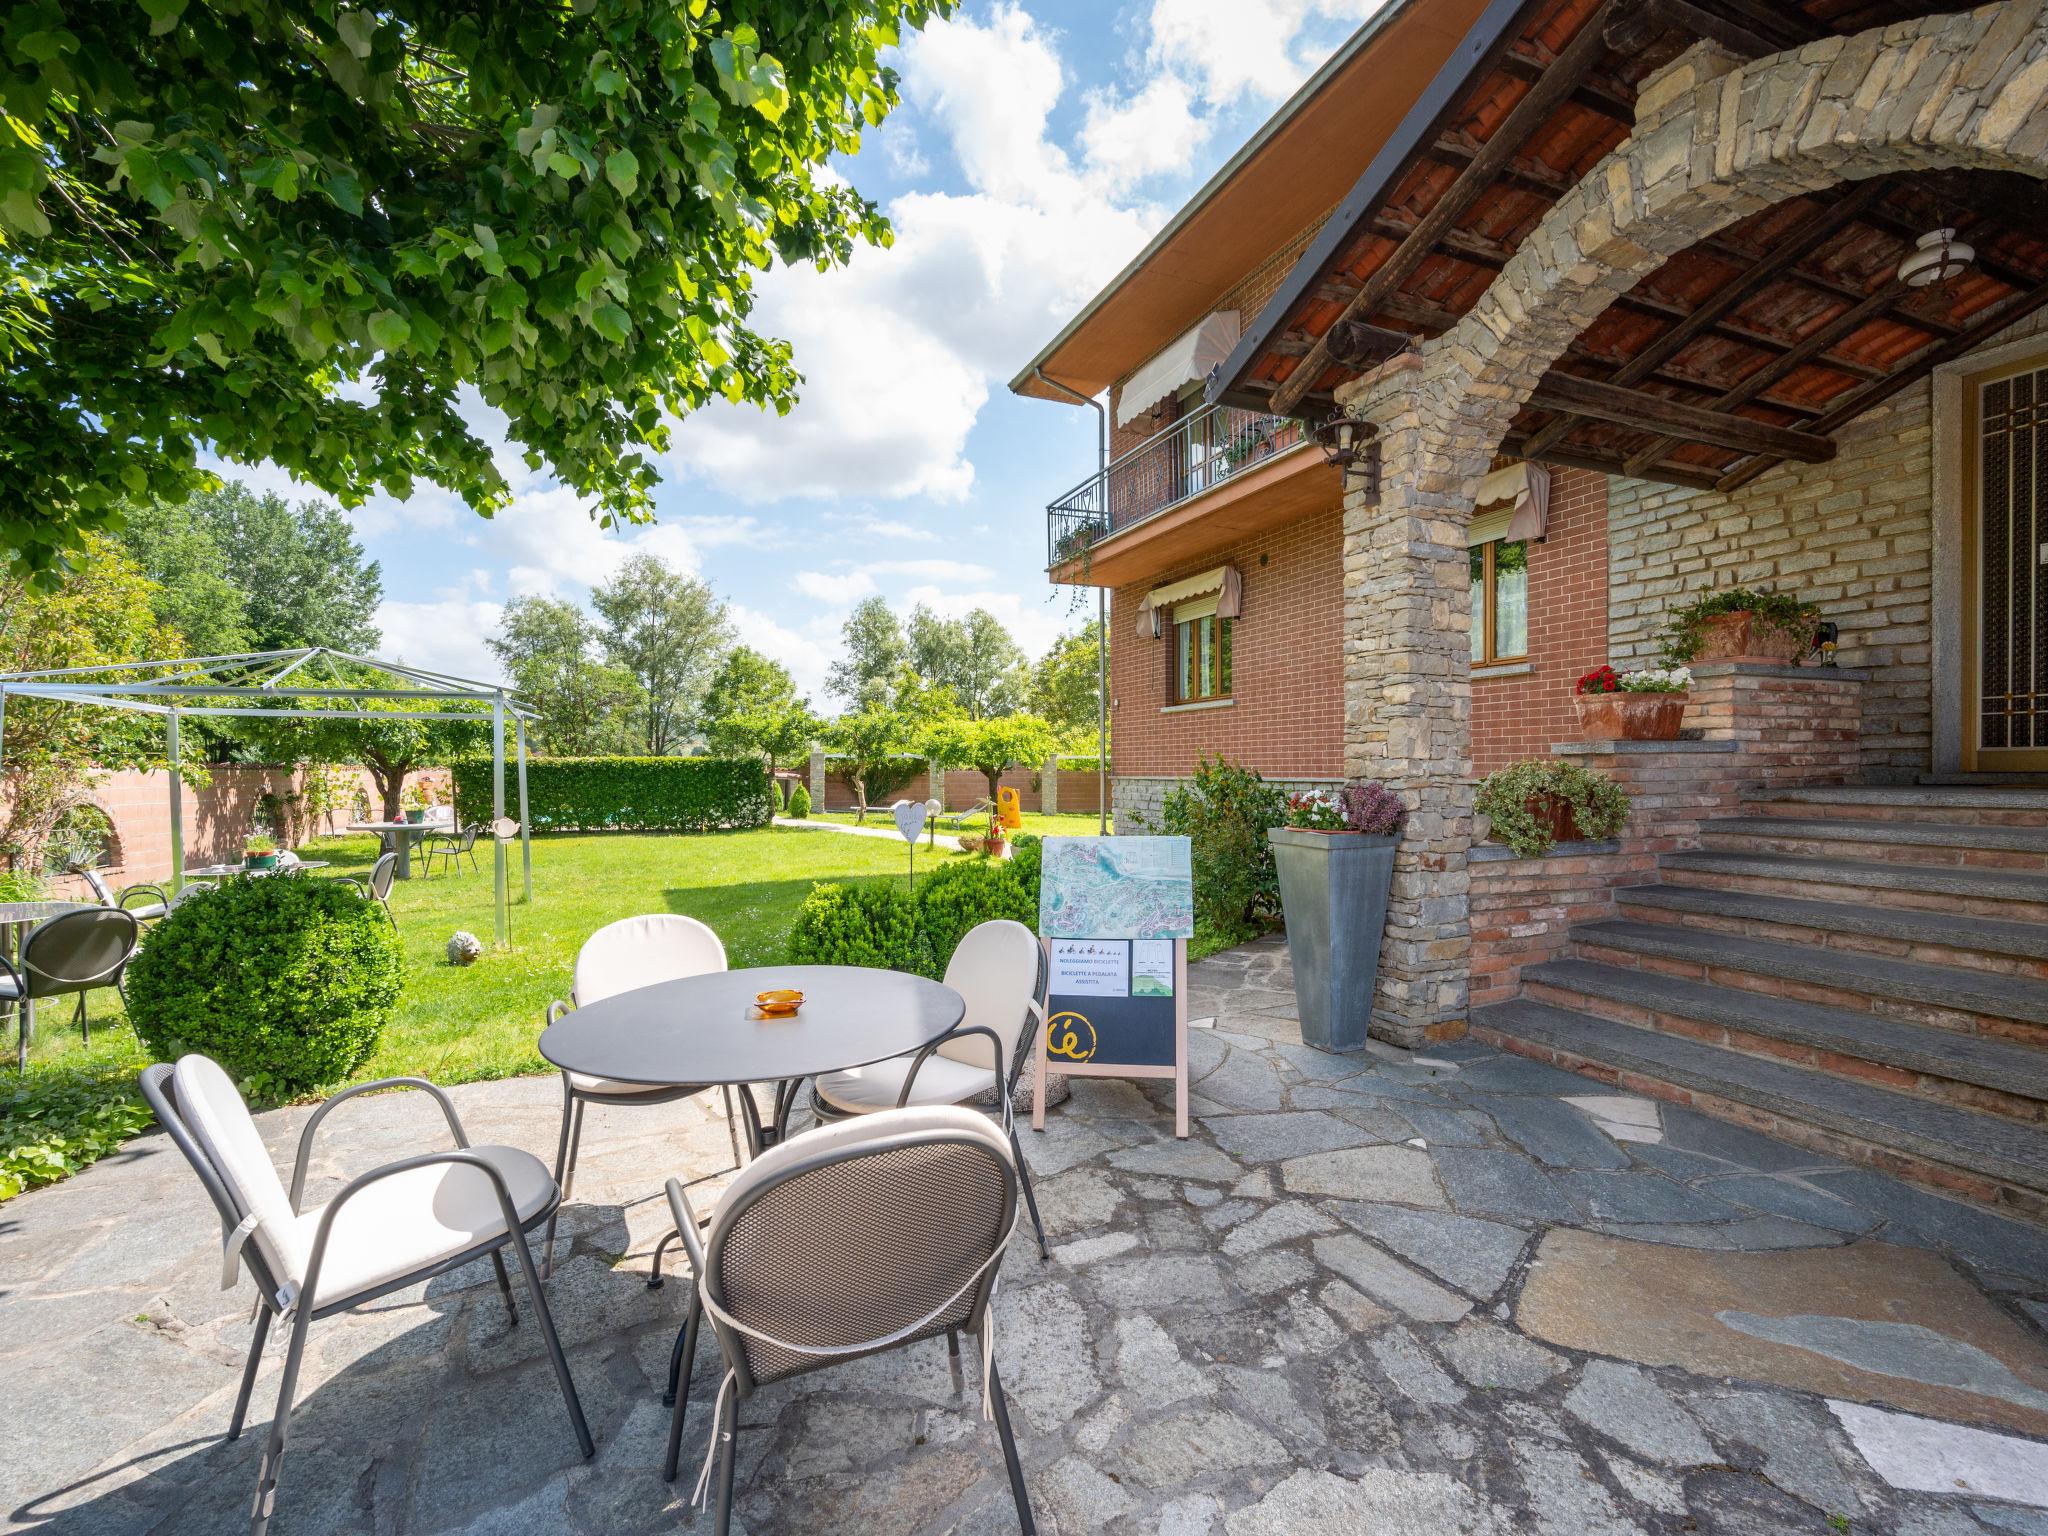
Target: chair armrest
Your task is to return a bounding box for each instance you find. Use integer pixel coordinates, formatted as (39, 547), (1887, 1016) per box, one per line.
(116, 882), (169, 912)
(289, 1077), (470, 1212)
(296, 1149), (531, 1314)
(1010, 998), (1046, 1092)
(664, 1177), (710, 1276)
(898, 1023), (1011, 1125)
(546, 998), (570, 1025)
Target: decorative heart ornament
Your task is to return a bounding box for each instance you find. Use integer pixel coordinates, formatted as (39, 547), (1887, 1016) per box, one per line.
(892, 799), (929, 843)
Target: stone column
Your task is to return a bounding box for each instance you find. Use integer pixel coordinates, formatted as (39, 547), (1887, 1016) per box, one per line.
(1041, 757), (1060, 815)
(1339, 355), (1495, 1047)
(928, 758), (947, 812)
(808, 746), (826, 807)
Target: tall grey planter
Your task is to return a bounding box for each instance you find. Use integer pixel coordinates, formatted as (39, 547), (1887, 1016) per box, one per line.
(1268, 826), (1398, 1053)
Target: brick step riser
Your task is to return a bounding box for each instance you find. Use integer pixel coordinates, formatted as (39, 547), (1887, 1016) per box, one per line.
(1743, 799), (2048, 830)
(1659, 865), (2048, 925)
(1699, 830), (2048, 874)
(1565, 941), (2048, 1052)
(1468, 1020), (2048, 1227)
(1614, 898), (2048, 983)
(1522, 976), (2047, 1124)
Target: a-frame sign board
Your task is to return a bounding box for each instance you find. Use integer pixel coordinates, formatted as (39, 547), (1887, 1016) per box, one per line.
(1031, 836), (1193, 1139)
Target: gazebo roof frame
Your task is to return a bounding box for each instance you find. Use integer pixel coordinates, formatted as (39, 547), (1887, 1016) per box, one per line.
(0, 647), (537, 944)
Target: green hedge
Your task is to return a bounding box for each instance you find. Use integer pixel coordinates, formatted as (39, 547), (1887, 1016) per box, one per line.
(787, 835), (1042, 978)
(452, 756), (773, 833)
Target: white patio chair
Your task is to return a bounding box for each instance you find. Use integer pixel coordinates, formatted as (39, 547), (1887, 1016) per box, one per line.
(137, 1055), (592, 1536)
(808, 919), (1049, 1258)
(541, 914), (743, 1281)
(660, 1104), (1035, 1534)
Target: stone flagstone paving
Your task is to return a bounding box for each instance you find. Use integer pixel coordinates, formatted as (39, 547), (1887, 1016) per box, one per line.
(5, 934), (2048, 1533)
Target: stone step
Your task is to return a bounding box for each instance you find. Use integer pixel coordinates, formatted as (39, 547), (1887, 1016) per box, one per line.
(1469, 997), (2048, 1205)
(1749, 784), (2048, 814)
(1533, 942), (2048, 1104)
(1701, 817), (2048, 867)
(1614, 883), (2048, 976)
(1660, 849), (2048, 921)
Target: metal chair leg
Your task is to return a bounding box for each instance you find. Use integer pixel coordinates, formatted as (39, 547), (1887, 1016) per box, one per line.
(713, 1380), (739, 1536)
(720, 1084), (741, 1168)
(648, 1227), (677, 1290)
(988, 1358), (1035, 1534)
(506, 1219), (594, 1459)
(75, 990), (88, 1044)
(1009, 1126), (1049, 1260)
(18, 995), (33, 1072)
(490, 1249), (519, 1325)
(542, 1082), (582, 1281)
(226, 1307), (272, 1441)
(250, 1288), (316, 1536)
(662, 1289), (703, 1469)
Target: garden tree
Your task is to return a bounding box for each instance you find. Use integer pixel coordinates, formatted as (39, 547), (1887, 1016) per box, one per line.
(826, 595), (906, 709)
(824, 705), (918, 823)
(0, 536), (179, 874)
(922, 713), (1057, 806)
(590, 554), (731, 755)
(112, 498), (252, 658)
(1029, 620), (1103, 738)
(252, 693), (484, 822)
(700, 647), (818, 777)
(171, 483), (383, 653)
(486, 596), (641, 755)
(0, 0), (954, 585)
(906, 605), (1026, 718)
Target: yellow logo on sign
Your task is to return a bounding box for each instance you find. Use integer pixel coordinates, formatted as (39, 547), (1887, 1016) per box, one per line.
(1045, 1011), (1098, 1063)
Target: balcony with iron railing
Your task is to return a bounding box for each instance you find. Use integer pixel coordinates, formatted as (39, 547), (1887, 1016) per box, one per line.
(1046, 405), (1310, 576)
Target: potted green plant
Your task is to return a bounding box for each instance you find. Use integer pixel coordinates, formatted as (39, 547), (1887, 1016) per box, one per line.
(1661, 587), (1820, 665)
(401, 781), (429, 824)
(1475, 760), (1630, 858)
(1268, 780), (1407, 1052)
(242, 834), (279, 872)
(1572, 664), (1691, 741)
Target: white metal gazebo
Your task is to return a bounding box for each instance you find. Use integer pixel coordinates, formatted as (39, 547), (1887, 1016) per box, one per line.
(0, 648), (539, 943)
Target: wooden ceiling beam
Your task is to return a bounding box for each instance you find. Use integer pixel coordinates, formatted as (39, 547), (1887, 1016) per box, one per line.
(1268, 0), (1626, 417)
(1495, 45), (1637, 124)
(1605, 0), (1780, 60)
(1500, 433), (1724, 492)
(1622, 277), (1911, 474)
(1528, 370), (1837, 462)
(1715, 276), (2048, 493)
(1519, 179), (1893, 458)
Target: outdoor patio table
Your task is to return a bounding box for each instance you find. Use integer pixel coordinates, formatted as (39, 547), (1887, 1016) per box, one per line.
(344, 819), (450, 879)
(537, 963), (966, 1154)
(183, 860), (331, 879)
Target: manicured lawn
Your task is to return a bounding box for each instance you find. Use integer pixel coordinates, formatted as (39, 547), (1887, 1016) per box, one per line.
(2, 826), (964, 1196)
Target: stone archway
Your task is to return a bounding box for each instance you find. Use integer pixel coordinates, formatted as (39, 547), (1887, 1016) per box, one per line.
(1335, 1), (2048, 1047)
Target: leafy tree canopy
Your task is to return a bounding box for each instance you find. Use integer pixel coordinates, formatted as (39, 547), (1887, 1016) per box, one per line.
(247, 688), (484, 821)
(0, 0), (951, 583)
(905, 604), (1024, 718)
(700, 645), (816, 775)
(486, 594), (640, 756)
(826, 594), (906, 710)
(1029, 620), (1101, 739)
(824, 703), (917, 819)
(590, 552), (730, 755)
(921, 712), (1055, 799)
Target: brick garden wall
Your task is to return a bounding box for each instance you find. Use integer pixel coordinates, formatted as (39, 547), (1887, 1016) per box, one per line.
(1472, 467), (1610, 776)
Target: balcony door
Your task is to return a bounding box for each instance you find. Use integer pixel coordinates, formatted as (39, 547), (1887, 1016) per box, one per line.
(1965, 350), (2048, 771)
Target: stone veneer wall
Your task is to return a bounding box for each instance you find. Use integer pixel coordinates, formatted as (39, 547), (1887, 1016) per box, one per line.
(1111, 775), (1342, 834)
(1605, 307), (2048, 782)
(1469, 666), (1865, 1007)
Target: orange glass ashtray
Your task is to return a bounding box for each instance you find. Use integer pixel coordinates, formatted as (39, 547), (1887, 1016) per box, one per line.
(754, 988), (804, 1017)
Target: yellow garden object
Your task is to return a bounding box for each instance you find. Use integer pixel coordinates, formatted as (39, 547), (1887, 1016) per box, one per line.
(997, 786), (1023, 828)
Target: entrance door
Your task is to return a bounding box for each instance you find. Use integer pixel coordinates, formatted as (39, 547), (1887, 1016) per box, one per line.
(1965, 351), (2048, 771)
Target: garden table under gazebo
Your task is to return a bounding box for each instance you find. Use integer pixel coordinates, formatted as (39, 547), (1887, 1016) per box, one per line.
(344, 818), (454, 879)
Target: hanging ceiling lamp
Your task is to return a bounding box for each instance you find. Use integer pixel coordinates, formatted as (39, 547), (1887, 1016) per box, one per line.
(1898, 226), (1975, 287)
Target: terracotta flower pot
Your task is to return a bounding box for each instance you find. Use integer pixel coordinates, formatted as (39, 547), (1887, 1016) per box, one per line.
(1693, 611), (1808, 664)
(1573, 691), (1688, 741)
(1523, 794), (1582, 846)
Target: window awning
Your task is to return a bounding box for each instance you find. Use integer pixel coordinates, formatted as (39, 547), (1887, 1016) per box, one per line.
(1470, 462), (1551, 543)
(1139, 565), (1243, 635)
(1116, 312), (1241, 427)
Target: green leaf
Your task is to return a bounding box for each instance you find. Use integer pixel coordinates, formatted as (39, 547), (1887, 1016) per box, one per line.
(336, 10), (377, 59)
(546, 151), (581, 180)
(138, 0), (187, 34)
(326, 172), (364, 216)
(367, 310), (410, 351)
(590, 304), (631, 344)
(604, 148), (638, 195)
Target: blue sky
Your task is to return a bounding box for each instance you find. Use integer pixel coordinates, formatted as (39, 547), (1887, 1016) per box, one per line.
(226, 0), (1390, 702)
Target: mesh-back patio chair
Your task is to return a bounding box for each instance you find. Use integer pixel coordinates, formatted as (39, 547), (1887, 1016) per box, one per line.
(71, 862), (171, 924)
(5, 906), (141, 1070)
(420, 821), (481, 877)
(336, 851), (399, 926)
(661, 1104), (1035, 1534)
(808, 919), (1049, 1258)
(542, 914), (744, 1281)
(138, 1055), (593, 1536)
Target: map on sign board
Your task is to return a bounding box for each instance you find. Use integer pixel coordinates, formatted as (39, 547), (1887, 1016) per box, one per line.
(1038, 836), (1194, 940)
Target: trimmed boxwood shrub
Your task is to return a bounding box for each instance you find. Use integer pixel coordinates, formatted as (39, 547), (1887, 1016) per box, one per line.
(787, 782), (811, 819)
(787, 880), (923, 972)
(451, 755), (773, 833)
(914, 835), (1040, 976)
(126, 876), (403, 1098)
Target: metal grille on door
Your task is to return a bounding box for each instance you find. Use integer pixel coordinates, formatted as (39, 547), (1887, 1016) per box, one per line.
(1979, 366), (2047, 752)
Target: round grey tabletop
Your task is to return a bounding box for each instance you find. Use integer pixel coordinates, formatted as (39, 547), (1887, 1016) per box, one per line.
(538, 965), (965, 1088)
(0, 901), (90, 927)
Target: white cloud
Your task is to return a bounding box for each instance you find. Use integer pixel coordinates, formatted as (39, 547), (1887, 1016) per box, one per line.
(1081, 76), (1209, 190)
(793, 569), (880, 605)
(375, 594), (506, 682)
(1146, 0), (1393, 105)
(727, 602), (840, 704)
(869, 558), (996, 583)
(900, 584), (1079, 664)
(853, 517), (936, 542)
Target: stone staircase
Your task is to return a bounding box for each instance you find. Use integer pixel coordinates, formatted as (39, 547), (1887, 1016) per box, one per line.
(1471, 784), (2048, 1224)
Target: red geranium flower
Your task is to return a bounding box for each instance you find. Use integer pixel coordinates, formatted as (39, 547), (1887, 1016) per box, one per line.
(1575, 665), (1622, 695)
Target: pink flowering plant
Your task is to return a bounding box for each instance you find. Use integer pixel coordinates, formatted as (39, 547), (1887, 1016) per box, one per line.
(1284, 781), (1407, 837)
